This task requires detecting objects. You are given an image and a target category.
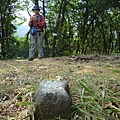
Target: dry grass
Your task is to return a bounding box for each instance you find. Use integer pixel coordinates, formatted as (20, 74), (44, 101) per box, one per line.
(0, 56), (120, 120)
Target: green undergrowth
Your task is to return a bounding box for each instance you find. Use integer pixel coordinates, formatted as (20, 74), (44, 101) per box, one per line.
(71, 76), (120, 120)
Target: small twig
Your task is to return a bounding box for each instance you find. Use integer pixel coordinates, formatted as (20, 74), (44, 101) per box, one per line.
(27, 7), (31, 17)
(8, 91), (22, 105)
(0, 61), (20, 71)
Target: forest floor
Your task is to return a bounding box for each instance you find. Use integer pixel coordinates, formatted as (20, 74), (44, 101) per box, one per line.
(0, 55), (120, 120)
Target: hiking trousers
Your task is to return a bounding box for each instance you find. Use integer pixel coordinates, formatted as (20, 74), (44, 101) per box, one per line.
(29, 31), (43, 59)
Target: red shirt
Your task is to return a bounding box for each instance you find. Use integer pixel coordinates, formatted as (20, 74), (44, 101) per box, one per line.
(28, 14), (46, 31)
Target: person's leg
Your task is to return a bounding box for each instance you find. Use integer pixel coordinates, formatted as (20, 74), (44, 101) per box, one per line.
(29, 34), (36, 60)
(37, 32), (44, 58)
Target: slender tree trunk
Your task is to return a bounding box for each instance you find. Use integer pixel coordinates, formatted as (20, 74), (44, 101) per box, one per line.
(76, 38), (81, 55)
(68, 25), (73, 54)
(101, 25), (107, 54)
(52, 0), (64, 56)
(118, 31), (120, 52)
(108, 25), (113, 54)
(81, 0), (89, 54)
(57, 0), (68, 56)
(91, 20), (94, 53)
(1, 24), (6, 59)
(42, 0), (48, 47)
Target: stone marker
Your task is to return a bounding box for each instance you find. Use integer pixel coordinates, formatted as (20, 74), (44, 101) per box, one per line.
(32, 80), (72, 120)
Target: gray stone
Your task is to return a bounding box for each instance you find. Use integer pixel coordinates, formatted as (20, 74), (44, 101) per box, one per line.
(32, 80), (72, 120)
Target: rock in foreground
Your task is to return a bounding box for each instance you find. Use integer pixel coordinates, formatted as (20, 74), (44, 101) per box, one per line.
(32, 80), (72, 120)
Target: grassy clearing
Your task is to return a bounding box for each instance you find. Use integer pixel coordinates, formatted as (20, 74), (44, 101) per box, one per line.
(0, 56), (120, 120)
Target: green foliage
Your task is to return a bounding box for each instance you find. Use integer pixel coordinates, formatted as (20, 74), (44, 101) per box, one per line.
(71, 77), (120, 119)
(46, 0), (120, 55)
(0, 0), (29, 59)
(7, 36), (29, 59)
(17, 37), (29, 59)
(0, 0), (120, 59)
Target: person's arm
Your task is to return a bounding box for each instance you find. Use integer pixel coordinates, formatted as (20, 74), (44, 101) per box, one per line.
(28, 17), (34, 27)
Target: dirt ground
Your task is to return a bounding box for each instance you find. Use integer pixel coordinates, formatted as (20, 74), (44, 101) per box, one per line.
(0, 55), (120, 119)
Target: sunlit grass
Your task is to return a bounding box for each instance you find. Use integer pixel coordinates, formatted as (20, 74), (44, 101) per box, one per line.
(0, 57), (120, 120)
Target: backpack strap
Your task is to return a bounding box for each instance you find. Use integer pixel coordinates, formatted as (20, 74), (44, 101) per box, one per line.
(38, 15), (42, 21)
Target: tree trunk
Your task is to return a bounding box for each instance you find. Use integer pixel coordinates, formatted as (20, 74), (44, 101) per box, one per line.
(108, 25), (113, 54)
(101, 25), (107, 54)
(118, 31), (120, 52)
(57, 0), (68, 56)
(52, 0), (64, 56)
(1, 24), (6, 59)
(42, 0), (49, 48)
(81, 0), (89, 54)
(90, 20), (94, 53)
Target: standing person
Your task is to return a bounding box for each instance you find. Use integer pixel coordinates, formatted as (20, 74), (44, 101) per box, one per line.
(28, 5), (46, 61)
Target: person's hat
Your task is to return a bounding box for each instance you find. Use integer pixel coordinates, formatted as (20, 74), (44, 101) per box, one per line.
(32, 5), (40, 11)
